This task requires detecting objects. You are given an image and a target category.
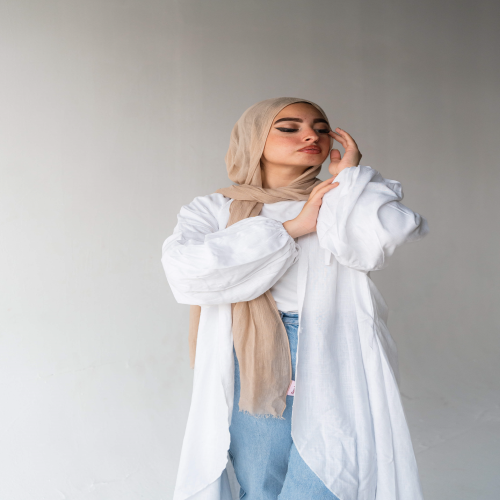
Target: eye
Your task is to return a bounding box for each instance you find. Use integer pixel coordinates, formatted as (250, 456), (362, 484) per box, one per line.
(275, 127), (299, 133)
(275, 127), (330, 134)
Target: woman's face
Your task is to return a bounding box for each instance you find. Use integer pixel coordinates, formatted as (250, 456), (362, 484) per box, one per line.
(261, 102), (332, 170)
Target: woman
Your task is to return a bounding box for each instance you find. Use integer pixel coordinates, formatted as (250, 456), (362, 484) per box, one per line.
(162, 97), (429, 500)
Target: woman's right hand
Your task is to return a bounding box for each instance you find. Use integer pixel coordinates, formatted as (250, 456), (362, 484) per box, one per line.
(283, 177), (339, 238)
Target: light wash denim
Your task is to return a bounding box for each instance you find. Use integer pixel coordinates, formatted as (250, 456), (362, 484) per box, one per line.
(228, 310), (340, 500)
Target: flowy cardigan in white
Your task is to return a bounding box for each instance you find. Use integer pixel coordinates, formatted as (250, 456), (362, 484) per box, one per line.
(161, 166), (429, 500)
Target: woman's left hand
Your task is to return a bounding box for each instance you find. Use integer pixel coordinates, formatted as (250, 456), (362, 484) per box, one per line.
(327, 128), (362, 177)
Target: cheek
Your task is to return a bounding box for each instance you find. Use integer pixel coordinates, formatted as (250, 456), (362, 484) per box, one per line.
(321, 135), (332, 148)
(321, 135), (332, 152)
(264, 134), (301, 161)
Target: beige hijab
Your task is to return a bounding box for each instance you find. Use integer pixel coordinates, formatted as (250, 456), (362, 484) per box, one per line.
(189, 97), (332, 418)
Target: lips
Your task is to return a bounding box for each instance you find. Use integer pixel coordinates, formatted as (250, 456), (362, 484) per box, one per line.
(298, 146), (321, 154)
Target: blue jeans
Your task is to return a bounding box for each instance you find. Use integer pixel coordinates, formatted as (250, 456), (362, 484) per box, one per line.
(228, 310), (340, 500)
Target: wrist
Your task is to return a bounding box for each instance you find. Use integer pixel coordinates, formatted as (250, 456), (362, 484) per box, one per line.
(283, 219), (309, 239)
(329, 165), (354, 176)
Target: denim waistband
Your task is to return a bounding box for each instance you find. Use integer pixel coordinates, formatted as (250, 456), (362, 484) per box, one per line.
(279, 310), (299, 323)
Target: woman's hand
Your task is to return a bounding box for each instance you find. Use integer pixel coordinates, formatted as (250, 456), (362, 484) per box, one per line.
(283, 128), (362, 239)
(327, 128), (362, 176)
(283, 177), (339, 238)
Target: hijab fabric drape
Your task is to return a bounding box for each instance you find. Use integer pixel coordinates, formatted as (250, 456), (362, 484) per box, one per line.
(189, 97), (332, 418)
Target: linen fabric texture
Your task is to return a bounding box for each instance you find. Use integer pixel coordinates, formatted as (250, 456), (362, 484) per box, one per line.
(161, 168), (429, 499)
(189, 97), (333, 418)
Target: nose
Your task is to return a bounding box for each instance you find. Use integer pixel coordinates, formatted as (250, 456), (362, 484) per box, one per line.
(303, 126), (320, 143)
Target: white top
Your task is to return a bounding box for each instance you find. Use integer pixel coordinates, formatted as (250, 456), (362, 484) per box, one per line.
(260, 200), (305, 312)
(161, 166), (429, 500)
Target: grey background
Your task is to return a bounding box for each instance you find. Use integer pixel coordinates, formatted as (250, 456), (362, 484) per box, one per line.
(1, 0), (498, 498)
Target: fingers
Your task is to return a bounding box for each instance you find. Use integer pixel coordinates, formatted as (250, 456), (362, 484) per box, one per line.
(330, 148), (341, 161)
(328, 128), (359, 152)
(320, 182), (339, 196)
(310, 176), (338, 195)
(328, 130), (345, 147)
(319, 175), (339, 187)
(312, 180), (339, 199)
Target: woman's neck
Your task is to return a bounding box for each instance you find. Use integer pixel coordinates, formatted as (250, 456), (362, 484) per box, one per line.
(261, 165), (309, 189)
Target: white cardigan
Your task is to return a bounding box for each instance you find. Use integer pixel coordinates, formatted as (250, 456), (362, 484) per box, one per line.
(162, 166), (429, 500)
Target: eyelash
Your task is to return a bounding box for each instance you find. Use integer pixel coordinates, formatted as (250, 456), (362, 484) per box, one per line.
(276, 127), (330, 134)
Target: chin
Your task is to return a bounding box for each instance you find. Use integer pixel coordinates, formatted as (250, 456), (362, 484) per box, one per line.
(289, 163), (320, 169)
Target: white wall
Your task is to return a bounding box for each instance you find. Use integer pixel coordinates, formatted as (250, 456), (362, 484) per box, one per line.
(1, 0), (499, 498)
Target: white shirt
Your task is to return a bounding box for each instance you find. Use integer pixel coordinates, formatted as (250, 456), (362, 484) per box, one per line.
(161, 166), (429, 500)
(260, 200), (305, 312)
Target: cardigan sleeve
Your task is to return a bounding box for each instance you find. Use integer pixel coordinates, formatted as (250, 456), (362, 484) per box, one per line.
(161, 193), (300, 305)
(316, 165), (429, 272)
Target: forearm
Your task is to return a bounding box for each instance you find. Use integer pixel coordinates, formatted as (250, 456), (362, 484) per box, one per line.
(282, 219), (310, 239)
(162, 216), (300, 304)
(316, 166), (429, 271)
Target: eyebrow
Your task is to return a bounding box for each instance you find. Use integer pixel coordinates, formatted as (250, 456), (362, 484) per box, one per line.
(273, 117), (329, 125)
